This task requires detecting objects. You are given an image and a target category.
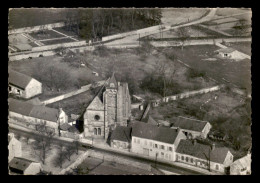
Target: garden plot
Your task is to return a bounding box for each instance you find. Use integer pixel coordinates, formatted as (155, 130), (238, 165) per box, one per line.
(9, 33), (38, 50)
(29, 29), (65, 40)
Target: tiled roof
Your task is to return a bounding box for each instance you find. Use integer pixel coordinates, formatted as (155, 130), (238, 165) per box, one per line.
(176, 139), (230, 164)
(9, 157), (35, 171)
(131, 121), (180, 144)
(110, 126), (132, 142)
(9, 98), (60, 122)
(8, 69), (32, 90)
(171, 116), (209, 132)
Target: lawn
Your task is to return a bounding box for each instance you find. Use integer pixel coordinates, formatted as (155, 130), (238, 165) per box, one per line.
(29, 30), (65, 40)
(160, 45), (251, 94)
(41, 38), (76, 45)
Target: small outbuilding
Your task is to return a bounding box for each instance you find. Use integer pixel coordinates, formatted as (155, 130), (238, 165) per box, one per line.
(9, 157), (42, 175)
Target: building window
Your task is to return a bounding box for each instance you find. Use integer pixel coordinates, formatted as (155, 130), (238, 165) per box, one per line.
(181, 156), (184, 161)
(168, 147), (172, 152)
(161, 152), (164, 157)
(94, 128), (97, 135)
(154, 144), (158, 148)
(224, 53), (228, 57)
(98, 128), (101, 135)
(191, 158), (193, 163)
(186, 157), (189, 162)
(94, 115), (100, 121)
(161, 145), (164, 150)
(216, 164), (219, 170)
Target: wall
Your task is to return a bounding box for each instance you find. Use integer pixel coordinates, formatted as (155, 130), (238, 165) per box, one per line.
(131, 136), (175, 162)
(25, 78), (42, 99)
(9, 50), (55, 61)
(8, 137), (22, 162)
(8, 22), (65, 34)
(24, 163), (42, 175)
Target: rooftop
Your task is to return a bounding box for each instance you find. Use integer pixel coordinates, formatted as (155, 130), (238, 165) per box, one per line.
(9, 69), (33, 90)
(171, 116), (209, 132)
(110, 126), (132, 142)
(9, 157), (35, 171)
(176, 139), (230, 164)
(131, 121), (180, 144)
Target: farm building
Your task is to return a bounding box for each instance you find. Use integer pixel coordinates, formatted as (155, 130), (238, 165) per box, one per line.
(8, 133), (22, 162)
(215, 48), (246, 60)
(9, 157), (42, 175)
(110, 126), (132, 151)
(131, 121), (187, 162)
(230, 153), (251, 175)
(170, 116), (212, 139)
(8, 98), (68, 135)
(8, 69), (42, 99)
(175, 139), (233, 174)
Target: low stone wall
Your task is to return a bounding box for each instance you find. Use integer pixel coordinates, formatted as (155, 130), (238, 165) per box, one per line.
(31, 41), (87, 52)
(88, 150), (152, 172)
(8, 50), (55, 61)
(8, 22), (65, 35)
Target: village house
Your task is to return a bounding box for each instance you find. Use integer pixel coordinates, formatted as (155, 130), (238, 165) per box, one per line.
(170, 116), (212, 139)
(8, 133), (22, 162)
(110, 126), (132, 151)
(230, 153), (251, 175)
(8, 69), (42, 99)
(9, 157), (42, 175)
(215, 48), (245, 60)
(84, 73), (131, 140)
(131, 121), (187, 162)
(175, 139), (233, 174)
(8, 98), (68, 135)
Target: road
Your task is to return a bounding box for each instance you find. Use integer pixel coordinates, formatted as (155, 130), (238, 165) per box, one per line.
(9, 126), (206, 175)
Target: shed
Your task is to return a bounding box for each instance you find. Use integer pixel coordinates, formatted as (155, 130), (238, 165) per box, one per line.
(9, 157), (42, 175)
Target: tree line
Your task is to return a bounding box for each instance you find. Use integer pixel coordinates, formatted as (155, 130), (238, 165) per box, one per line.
(63, 8), (162, 40)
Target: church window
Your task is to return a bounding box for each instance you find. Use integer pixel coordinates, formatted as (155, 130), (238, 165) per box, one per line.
(98, 128), (101, 135)
(94, 115), (100, 121)
(94, 128), (97, 135)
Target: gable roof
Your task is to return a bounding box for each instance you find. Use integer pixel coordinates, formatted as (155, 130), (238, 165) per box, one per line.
(131, 121), (180, 144)
(9, 98), (60, 122)
(8, 69), (33, 90)
(9, 157), (35, 171)
(171, 116), (209, 132)
(87, 95), (104, 110)
(29, 105), (59, 122)
(110, 126), (132, 142)
(231, 154), (251, 169)
(176, 139), (230, 164)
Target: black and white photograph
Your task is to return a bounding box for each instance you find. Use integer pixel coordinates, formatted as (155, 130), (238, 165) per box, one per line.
(8, 8), (252, 175)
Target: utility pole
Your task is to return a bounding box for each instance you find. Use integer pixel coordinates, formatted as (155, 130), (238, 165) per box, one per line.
(154, 152), (158, 168)
(139, 33), (140, 46)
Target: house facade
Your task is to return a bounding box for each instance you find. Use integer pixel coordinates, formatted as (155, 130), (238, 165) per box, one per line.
(176, 139), (233, 174)
(84, 73), (131, 140)
(131, 122), (187, 162)
(230, 153), (251, 175)
(9, 69), (42, 99)
(8, 98), (68, 135)
(171, 116), (211, 139)
(8, 133), (22, 162)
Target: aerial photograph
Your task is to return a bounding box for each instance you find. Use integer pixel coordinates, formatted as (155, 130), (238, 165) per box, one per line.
(8, 8), (251, 175)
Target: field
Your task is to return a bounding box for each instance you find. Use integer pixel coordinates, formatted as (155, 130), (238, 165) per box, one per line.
(149, 87), (251, 160)
(76, 157), (151, 175)
(41, 38), (76, 45)
(29, 30), (65, 40)
(222, 41), (251, 56)
(8, 55), (103, 101)
(161, 8), (209, 25)
(160, 45), (251, 94)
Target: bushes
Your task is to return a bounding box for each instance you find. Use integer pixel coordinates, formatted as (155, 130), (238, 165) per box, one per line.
(186, 68), (206, 79)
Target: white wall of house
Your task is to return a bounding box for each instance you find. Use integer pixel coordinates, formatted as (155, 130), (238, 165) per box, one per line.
(8, 134), (22, 162)
(9, 84), (25, 97)
(24, 163), (42, 175)
(131, 136), (176, 161)
(201, 123), (212, 138)
(111, 140), (130, 150)
(24, 79), (42, 98)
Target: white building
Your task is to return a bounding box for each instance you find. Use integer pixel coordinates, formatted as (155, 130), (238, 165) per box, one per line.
(131, 122), (187, 162)
(176, 139), (233, 174)
(8, 133), (22, 162)
(230, 153), (251, 175)
(9, 69), (42, 99)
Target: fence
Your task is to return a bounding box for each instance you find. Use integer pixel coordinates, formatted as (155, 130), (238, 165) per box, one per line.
(152, 85), (225, 107)
(42, 80), (105, 105)
(8, 22), (65, 35)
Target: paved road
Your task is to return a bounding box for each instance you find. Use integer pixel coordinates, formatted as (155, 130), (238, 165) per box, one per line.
(9, 126), (206, 175)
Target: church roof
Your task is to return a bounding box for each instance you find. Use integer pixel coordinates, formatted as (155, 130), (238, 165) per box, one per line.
(87, 95), (104, 110)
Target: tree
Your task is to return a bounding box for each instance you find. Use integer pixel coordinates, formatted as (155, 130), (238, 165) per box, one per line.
(64, 145), (75, 161)
(33, 121), (55, 165)
(54, 144), (67, 168)
(176, 27), (190, 50)
(73, 140), (80, 155)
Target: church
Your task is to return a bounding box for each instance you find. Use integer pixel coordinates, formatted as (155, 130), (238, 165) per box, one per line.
(83, 73), (131, 140)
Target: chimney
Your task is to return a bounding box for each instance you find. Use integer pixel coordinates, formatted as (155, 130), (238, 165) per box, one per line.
(211, 143), (215, 151)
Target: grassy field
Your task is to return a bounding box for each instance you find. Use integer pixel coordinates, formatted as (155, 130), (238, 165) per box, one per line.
(160, 45), (251, 94)
(8, 55), (103, 100)
(149, 87), (251, 160)
(29, 30), (64, 40)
